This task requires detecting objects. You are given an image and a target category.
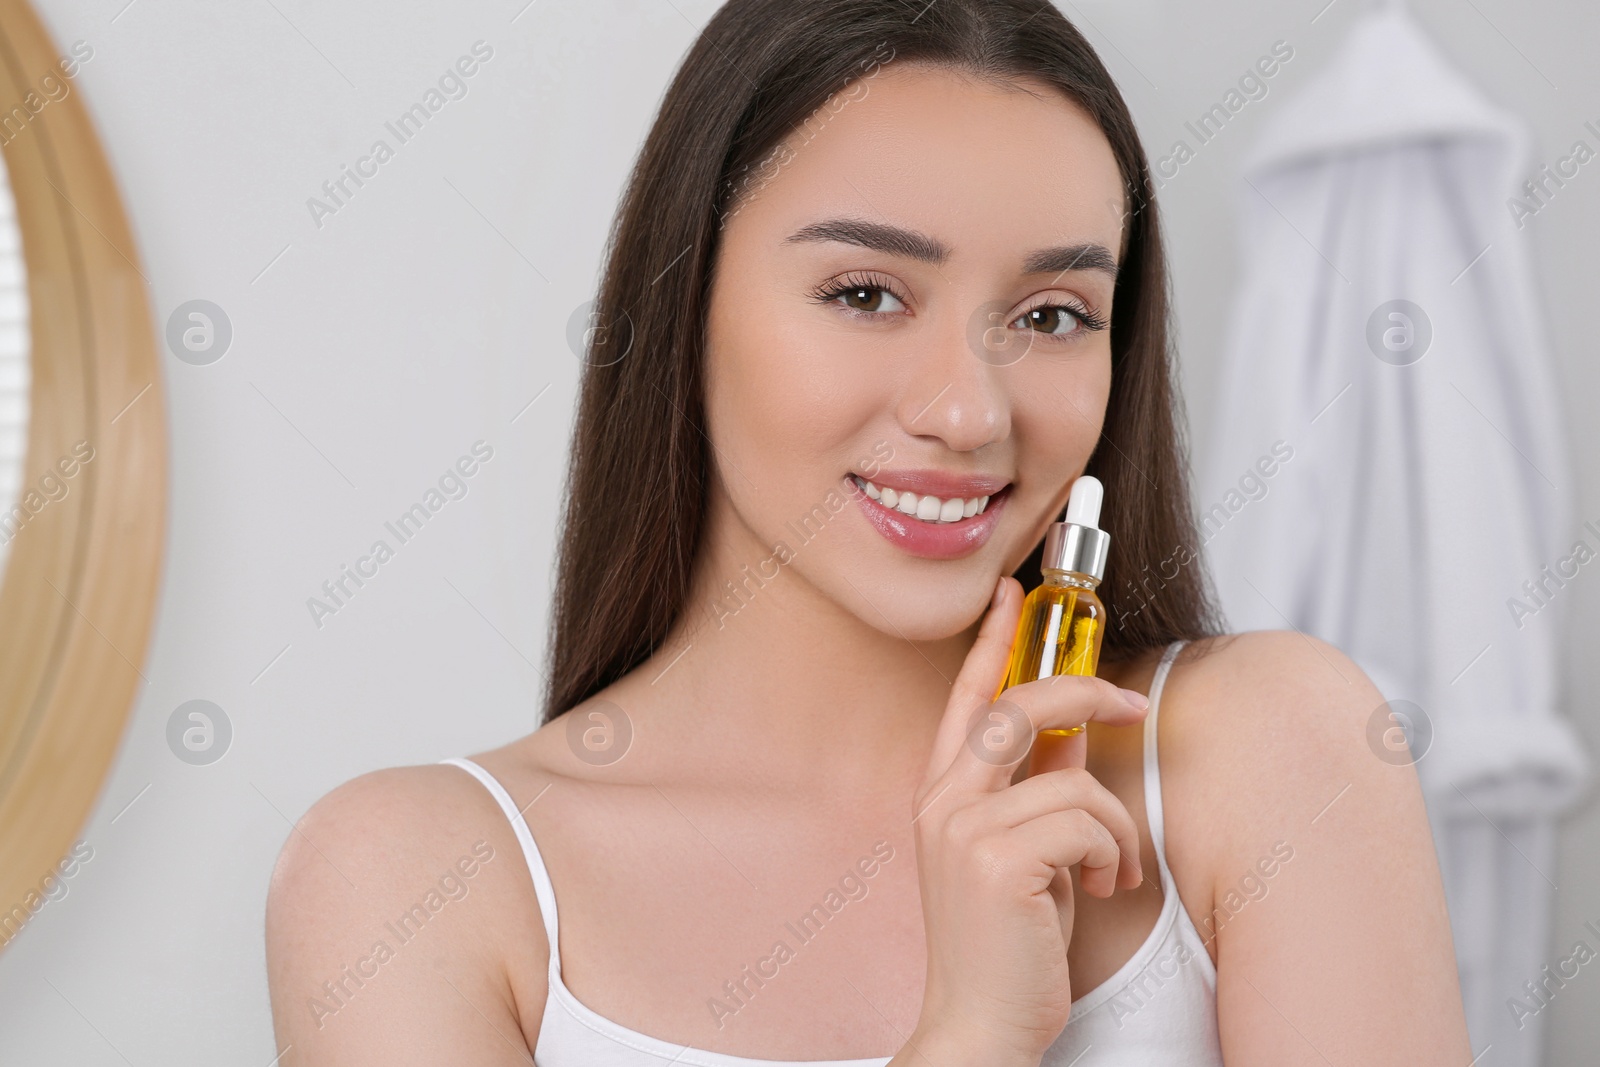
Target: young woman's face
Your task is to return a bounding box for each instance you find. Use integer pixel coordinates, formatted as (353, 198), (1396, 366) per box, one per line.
(702, 62), (1127, 642)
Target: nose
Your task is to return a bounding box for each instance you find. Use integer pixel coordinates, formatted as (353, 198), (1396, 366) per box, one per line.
(894, 302), (1010, 453)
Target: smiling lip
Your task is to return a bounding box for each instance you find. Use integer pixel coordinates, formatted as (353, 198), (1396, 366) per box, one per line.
(844, 473), (1011, 560)
(853, 469), (1010, 498)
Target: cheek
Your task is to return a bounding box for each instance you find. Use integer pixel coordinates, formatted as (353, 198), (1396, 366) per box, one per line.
(705, 285), (877, 476)
(1011, 350), (1112, 462)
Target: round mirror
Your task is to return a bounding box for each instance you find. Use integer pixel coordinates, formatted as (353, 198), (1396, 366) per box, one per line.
(0, 151), (26, 574)
(0, 0), (165, 949)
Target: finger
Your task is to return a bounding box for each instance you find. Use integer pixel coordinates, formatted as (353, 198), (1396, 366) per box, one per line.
(940, 671), (1145, 790)
(936, 673), (1146, 794)
(984, 769), (1143, 888)
(923, 577), (1024, 784)
(1004, 808), (1127, 897)
(1046, 865), (1075, 916)
(1001, 673), (1148, 773)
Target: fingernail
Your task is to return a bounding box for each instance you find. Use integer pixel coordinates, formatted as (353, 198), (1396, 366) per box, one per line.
(992, 577), (1006, 609)
(1121, 688), (1149, 710)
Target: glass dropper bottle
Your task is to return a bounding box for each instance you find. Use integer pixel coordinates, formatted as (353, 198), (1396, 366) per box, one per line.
(992, 475), (1111, 737)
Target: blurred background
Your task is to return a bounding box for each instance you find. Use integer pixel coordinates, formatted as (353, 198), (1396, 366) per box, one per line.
(0, 0), (1594, 1063)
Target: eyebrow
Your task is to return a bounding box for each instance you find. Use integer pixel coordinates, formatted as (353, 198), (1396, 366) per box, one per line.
(784, 217), (1119, 279)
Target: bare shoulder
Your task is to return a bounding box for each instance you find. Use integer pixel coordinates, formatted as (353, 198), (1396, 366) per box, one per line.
(264, 757), (554, 1064)
(1161, 629), (1400, 829)
(1160, 629), (1409, 858)
(1157, 630), (1469, 1059)
(265, 761), (535, 927)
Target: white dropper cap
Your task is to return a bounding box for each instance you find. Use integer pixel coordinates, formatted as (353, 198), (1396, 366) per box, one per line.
(1063, 475), (1103, 528)
(1042, 475), (1110, 580)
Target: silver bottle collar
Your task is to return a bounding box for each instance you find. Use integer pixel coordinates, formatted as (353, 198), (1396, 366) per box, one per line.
(1042, 520), (1109, 582)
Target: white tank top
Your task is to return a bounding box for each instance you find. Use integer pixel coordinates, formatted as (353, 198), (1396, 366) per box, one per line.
(442, 638), (1222, 1065)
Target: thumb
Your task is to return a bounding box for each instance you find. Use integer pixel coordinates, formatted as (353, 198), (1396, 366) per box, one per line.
(926, 576), (1024, 779)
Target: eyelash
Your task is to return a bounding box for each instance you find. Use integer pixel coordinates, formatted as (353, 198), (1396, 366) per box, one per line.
(809, 270), (1110, 337)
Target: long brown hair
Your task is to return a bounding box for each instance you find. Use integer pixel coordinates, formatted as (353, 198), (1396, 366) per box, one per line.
(542, 0), (1226, 724)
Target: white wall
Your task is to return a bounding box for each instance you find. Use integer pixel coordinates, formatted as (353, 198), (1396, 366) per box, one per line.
(0, 0), (1593, 1063)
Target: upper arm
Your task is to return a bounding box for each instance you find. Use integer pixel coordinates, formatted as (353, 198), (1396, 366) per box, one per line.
(264, 765), (547, 1066)
(1172, 630), (1472, 1065)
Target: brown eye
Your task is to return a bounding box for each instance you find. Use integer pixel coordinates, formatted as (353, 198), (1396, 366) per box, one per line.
(1018, 306), (1082, 336)
(844, 287), (876, 311)
(812, 273), (910, 318)
(839, 286), (902, 314)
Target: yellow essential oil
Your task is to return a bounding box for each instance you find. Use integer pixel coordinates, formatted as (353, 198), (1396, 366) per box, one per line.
(992, 475), (1111, 738)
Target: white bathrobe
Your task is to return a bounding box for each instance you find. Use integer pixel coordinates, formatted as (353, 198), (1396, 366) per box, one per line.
(1198, 7), (1590, 1063)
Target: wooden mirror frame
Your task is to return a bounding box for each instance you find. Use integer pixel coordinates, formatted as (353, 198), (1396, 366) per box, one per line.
(0, 0), (165, 950)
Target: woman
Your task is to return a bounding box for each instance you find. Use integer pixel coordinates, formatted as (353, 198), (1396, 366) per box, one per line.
(266, 1), (1472, 1062)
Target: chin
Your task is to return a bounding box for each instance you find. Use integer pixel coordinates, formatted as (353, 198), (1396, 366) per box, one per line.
(823, 557), (995, 643)
(891, 593), (992, 643)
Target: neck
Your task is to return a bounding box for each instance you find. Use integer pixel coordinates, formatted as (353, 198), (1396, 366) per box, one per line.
(609, 499), (978, 800)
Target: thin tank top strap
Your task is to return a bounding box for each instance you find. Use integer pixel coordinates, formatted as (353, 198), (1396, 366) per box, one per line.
(439, 757), (562, 971)
(1142, 639), (1188, 887)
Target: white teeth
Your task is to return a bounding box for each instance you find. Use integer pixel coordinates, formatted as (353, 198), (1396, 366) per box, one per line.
(851, 474), (997, 524)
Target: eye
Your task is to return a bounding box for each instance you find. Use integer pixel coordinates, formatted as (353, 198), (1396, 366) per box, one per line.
(839, 286), (904, 314)
(811, 272), (909, 318)
(1011, 300), (1109, 339)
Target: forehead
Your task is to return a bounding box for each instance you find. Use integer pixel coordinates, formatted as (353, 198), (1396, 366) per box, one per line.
(739, 62), (1127, 253)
